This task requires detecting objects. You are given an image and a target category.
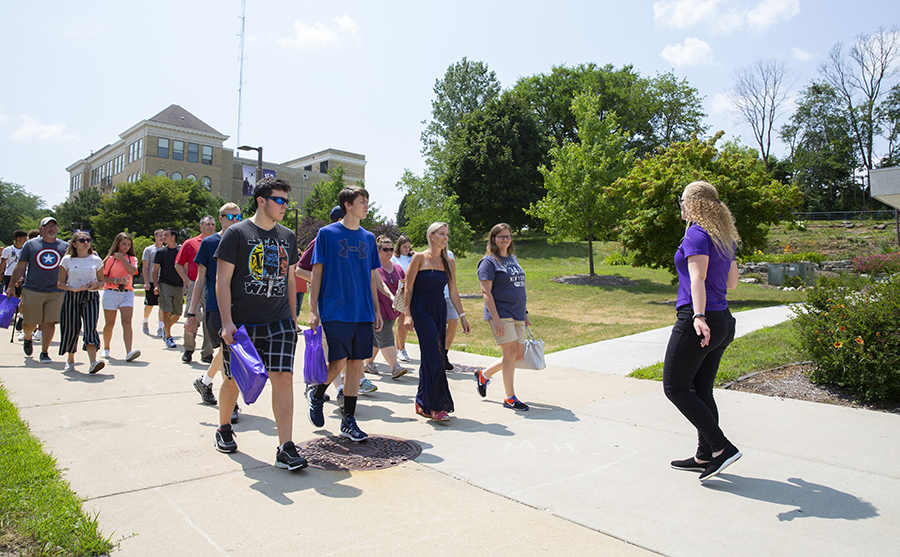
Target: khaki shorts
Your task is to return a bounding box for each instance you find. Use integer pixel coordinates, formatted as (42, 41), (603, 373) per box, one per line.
(21, 289), (63, 325)
(488, 318), (526, 345)
(158, 282), (184, 315)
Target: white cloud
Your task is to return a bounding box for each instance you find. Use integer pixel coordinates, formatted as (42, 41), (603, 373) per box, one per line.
(11, 116), (80, 142)
(708, 93), (733, 116)
(660, 37), (715, 67)
(790, 47), (811, 61)
(278, 15), (359, 50)
(654, 0), (798, 34)
(0, 105), (8, 124)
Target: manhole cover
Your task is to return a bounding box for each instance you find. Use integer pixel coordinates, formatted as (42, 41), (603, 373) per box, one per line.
(298, 435), (422, 471)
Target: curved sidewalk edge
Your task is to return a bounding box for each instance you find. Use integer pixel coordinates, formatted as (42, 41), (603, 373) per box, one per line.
(544, 305), (795, 375)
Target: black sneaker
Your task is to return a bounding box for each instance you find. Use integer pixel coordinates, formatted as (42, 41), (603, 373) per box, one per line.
(15, 316), (23, 331)
(503, 396), (529, 411)
(699, 444), (742, 482)
(23, 338), (33, 356)
(671, 457), (708, 472)
(340, 415), (368, 442)
(215, 424), (237, 453)
(39, 352), (52, 364)
(182, 351), (193, 363)
(193, 377), (217, 405)
(201, 353), (214, 364)
(231, 404), (240, 424)
(475, 370), (490, 397)
(275, 441), (309, 470)
(307, 388), (325, 427)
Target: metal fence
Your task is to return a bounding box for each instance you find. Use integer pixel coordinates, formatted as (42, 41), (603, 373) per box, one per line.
(788, 210), (899, 221)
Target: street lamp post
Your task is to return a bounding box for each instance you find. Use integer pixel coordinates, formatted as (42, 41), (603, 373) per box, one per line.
(237, 144), (263, 191)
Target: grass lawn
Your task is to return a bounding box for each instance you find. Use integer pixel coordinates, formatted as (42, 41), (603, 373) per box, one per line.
(0, 384), (114, 557)
(628, 319), (803, 385)
(407, 234), (806, 358)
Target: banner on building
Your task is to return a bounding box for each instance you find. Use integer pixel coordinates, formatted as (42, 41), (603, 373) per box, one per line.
(241, 166), (277, 196)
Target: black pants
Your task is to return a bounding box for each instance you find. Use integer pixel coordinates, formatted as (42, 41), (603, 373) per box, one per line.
(662, 306), (736, 459)
(58, 290), (101, 356)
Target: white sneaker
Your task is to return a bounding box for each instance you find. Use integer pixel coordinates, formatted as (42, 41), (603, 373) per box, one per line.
(126, 349), (141, 362)
(157, 325), (165, 338)
(398, 348), (410, 362)
(101, 349), (110, 359)
(64, 362), (75, 372)
(364, 362), (378, 375)
(17, 332), (24, 341)
(33, 330), (42, 341)
(359, 378), (378, 394)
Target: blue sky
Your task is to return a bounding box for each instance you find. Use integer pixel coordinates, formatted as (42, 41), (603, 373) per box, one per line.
(0, 0), (896, 218)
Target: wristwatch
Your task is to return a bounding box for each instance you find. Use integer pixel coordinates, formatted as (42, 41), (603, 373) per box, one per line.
(692, 313), (706, 321)
(184, 312), (196, 318)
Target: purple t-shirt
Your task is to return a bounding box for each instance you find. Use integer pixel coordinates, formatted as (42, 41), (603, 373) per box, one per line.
(675, 224), (733, 312)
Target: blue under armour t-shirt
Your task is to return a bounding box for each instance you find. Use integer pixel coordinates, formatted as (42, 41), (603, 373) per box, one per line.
(312, 222), (380, 323)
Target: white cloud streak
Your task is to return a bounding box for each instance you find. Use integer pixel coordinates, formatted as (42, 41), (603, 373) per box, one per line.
(790, 47), (811, 61)
(0, 105), (8, 124)
(654, 0), (799, 34)
(11, 116), (80, 142)
(278, 14), (359, 50)
(660, 37), (715, 67)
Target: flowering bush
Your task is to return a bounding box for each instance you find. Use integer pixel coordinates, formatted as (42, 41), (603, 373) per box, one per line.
(793, 274), (900, 401)
(739, 251), (824, 264)
(852, 252), (900, 275)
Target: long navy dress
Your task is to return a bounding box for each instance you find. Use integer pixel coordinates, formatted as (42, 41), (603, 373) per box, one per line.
(411, 269), (453, 413)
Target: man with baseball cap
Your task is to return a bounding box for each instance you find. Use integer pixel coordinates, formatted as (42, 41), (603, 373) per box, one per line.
(6, 216), (69, 363)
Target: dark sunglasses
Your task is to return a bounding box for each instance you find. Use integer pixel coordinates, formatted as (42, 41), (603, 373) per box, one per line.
(266, 196), (289, 205)
(77, 238), (92, 244)
(379, 247), (393, 252)
(221, 214), (243, 221)
(678, 197), (685, 205)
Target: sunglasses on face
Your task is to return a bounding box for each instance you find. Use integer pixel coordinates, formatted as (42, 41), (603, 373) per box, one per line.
(266, 196), (289, 205)
(77, 238), (92, 244)
(221, 214), (243, 221)
(380, 247), (393, 252)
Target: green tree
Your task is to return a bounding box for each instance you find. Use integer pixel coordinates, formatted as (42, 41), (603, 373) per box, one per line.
(396, 169), (474, 256)
(0, 180), (44, 244)
(877, 83), (900, 166)
(646, 72), (708, 149)
(396, 192), (411, 228)
(527, 95), (633, 276)
(92, 176), (223, 253)
(779, 81), (862, 211)
(442, 92), (549, 232)
(611, 133), (802, 276)
(52, 186), (103, 235)
(303, 165), (383, 228)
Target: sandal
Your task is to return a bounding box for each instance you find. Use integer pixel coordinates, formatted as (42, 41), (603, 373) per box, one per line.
(431, 410), (450, 422)
(415, 402), (429, 418)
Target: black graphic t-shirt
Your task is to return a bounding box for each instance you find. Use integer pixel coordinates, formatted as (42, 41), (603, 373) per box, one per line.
(215, 220), (298, 325)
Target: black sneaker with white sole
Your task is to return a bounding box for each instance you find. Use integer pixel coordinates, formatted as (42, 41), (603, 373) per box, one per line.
(23, 339), (33, 356)
(275, 441), (308, 470)
(231, 404), (240, 424)
(340, 415), (368, 442)
(699, 444), (742, 482)
(39, 352), (52, 364)
(193, 377), (217, 405)
(215, 424), (237, 453)
(671, 457), (709, 472)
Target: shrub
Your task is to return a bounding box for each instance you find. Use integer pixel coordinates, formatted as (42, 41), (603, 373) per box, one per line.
(852, 252), (900, 275)
(792, 274), (900, 401)
(738, 251), (825, 264)
(603, 252), (635, 266)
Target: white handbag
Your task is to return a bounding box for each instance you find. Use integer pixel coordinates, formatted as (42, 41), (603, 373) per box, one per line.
(517, 326), (546, 370)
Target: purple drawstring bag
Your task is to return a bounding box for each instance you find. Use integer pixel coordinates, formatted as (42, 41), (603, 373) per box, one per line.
(229, 325), (269, 405)
(303, 326), (328, 385)
(0, 294), (21, 329)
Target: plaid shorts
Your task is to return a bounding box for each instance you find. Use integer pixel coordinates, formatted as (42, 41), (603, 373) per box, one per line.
(222, 318), (297, 379)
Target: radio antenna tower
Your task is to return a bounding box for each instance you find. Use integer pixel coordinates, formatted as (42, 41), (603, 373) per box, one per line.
(236, 0), (247, 147)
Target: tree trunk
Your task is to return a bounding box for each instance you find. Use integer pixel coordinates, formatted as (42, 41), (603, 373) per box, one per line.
(588, 237), (595, 277)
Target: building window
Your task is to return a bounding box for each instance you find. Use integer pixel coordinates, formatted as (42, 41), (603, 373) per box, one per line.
(157, 170), (167, 177)
(304, 165), (312, 171)
(202, 145), (212, 165)
(186, 174), (197, 182)
(201, 176), (211, 191)
(319, 161), (328, 173)
(137, 138), (143, 159)
(129, 143), (135, 164)
(187, 142), (199, 163)
(158, 138), (169, 158)
(173, 140), (184, 161)
(172, 172), (183, 180)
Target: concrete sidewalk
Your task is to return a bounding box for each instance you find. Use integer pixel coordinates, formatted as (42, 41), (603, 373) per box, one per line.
(1, 307), (898, 556)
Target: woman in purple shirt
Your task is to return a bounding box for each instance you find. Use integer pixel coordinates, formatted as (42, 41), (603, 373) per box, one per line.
(663, 181), (742, 482)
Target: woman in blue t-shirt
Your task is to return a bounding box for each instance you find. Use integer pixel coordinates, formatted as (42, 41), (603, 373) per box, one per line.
(664, 181), (742, 482)
(474, 223), (530, 411)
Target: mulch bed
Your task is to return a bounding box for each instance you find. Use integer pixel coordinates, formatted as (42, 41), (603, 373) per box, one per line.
(723, 363), (900, 414)
(552, 274), (638, 287)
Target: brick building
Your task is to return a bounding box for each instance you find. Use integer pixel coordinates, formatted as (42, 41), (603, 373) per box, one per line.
(65, 105), (365, 207)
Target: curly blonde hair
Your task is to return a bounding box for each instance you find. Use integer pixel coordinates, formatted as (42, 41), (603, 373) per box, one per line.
(682, 181), (741, 257)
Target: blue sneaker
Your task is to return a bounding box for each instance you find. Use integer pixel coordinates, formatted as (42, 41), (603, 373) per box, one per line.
(340, 415), (368, 442)
(165, 337), (176, 349)
(307, 388), (325, 427)
(503, 396), (529, 411)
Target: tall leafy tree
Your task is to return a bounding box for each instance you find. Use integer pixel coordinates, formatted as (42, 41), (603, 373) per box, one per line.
(442, 92), (549, 232)
(877, 82), (900, 166)
(728, 57), (797, 171)
(396, 169), (473, 256)
(646, 72), (708, 149)
(0, 180), (44, 243)
(780, 81), (861, 211)
(527, 94), (633, 276)
(52, 186), (103, 235)
(611, 133), (802, 276)
(303, 164), (382, 228)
